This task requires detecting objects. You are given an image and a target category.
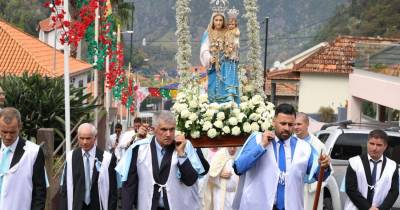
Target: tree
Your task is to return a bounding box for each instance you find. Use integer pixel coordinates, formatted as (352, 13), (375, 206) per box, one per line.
(0, 73), (98, 140)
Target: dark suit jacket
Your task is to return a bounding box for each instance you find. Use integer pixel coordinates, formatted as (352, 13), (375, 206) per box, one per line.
(121, 138), (199, 210)
(345, 154), (399, 210)
(60, 147), (117, 210)
(2, 138), (47, 210)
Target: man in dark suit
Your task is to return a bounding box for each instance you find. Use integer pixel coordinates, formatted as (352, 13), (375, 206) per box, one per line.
(0, 107), (47, 210)
(345, 129), (399, 210)
(119, 111), (202, 210)
(60, 123), (117, 210)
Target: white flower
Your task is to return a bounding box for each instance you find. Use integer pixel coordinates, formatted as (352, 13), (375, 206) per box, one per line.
(231, 126), (241, 136)
(261, 121), (271, 131)
(209, 103), (220, 110)
(244, 85), (254, 93)
(213, 120), (224, 128)
(222, 126), (230, 134)
(189, 113), (198, 121)
(228, 117), (238, 126)
(251, 122), (260, 132)
(239, 102), (248, 110)
(205, 109), (215, 118)
(199, 94), (208, 104)
(189, 101), (198, 109)
(180, 109), (190, 119)
(207, 128), (218, 138)
(190, 130), (200, 138)
(217, 112), (225, 121)
(256, 107), (266, 114)
(243, 122), (251, 133)
(249, 113), (260, 121)
(232, 108), (241, 116)
(241, 96), (249, 102)
(202, 121), (213, 131)
(185, 120), (192, 128)
(237, 113), (246, 122)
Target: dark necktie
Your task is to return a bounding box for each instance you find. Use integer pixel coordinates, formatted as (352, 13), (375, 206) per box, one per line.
(369, 159), (382, 203)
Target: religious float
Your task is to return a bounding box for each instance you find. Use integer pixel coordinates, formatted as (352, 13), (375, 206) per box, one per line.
(172, 0), (275, 147)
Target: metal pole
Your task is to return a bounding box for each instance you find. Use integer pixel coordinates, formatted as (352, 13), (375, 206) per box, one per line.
(263, 17), (269, 93)
(130, 2), (134, 70)
(63, 0), (71, 152)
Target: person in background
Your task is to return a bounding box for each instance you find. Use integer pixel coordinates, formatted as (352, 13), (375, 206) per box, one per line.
(294, 112), (327, 210)
(107, 122), (123, 153)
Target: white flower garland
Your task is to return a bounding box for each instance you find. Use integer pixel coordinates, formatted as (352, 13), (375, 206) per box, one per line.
(175, 0), (193, 90)
(243, 0), (265, 96)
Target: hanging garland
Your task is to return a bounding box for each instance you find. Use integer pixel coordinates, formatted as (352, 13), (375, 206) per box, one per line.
(243, 0), (265, 96)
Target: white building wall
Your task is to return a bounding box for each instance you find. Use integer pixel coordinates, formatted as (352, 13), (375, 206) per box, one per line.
(298, 73), (349, 113)
(38, 30), (64, 50)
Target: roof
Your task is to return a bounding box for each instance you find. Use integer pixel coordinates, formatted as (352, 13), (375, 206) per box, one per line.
(38, 17), (62, 32)
(267, 69), (300, 81)
(0, 19), (92, 77)
(265, 80), (297, 96)
(294, 36), (400, 74)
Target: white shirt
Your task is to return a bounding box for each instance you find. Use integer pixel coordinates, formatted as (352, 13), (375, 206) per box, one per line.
(82, 146), (96, 180)
(0, 137), (19, 168)
(368, 154), (383, 184)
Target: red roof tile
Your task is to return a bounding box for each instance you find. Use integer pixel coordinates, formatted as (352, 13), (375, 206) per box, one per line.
(0, 19), (92, 77)
(38, 17), (62, 32)
(294, 36), (400, 74)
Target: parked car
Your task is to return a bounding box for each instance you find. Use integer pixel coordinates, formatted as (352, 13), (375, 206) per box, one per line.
(315, 121), (400, 210)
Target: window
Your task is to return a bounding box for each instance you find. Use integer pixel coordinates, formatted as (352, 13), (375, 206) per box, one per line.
(78, 80), (83, 87)
(331, 132), (400, 163)
(317, 133), (330, 143)
(331, 133), (368, 160)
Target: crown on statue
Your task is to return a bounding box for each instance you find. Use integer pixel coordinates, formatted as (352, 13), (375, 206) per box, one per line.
(210, 0), (229, 14)
(227, 7), (239, 19)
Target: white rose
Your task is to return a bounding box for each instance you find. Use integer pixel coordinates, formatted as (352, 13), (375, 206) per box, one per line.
(214, 120), (224, 128)
(249, 113), (260, 121)
(261, 121), (271, 131)
(243, 122), (251, 133)
(189, 101), (198, 109)
(207, 128), (218, 138)
(244, 85), (253, 93)
(239, 102), (248, 110)
(217, 112), (225, 120)
(209, 103), (220, 110)
(205, 109), (215, 118)
(251, 122), (260, 132)
(232, 108), (241, 116)
(228, 117), (238, 126)
(241, 95), (249, 102)
(231, 126), (241, 136)
(190, 130), (200, 138)
(189, 113), (198, 121)
(222, 126), (230, 134)
(202, 121), (213, 131)
(238, 113), (246, 122)
(199, 94), (208, 104)
(256, 107), (266, 114)
(185, 120), (192, 128)
(180, 109), (190, 119)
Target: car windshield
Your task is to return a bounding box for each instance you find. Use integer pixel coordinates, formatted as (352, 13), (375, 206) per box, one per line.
(331, 133), (400, 163)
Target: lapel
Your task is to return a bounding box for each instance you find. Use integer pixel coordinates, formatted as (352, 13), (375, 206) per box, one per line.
(92, 147), (104, 185)
(72, 148), (84, 189)
(10, 138), (26, 168)
(361, 154), (373, 185)
(380, 156), (387, 178)
(150, 137), (161, 182)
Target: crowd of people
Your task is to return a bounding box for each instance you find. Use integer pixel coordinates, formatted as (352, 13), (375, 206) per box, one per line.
(0, 104), (398, 210)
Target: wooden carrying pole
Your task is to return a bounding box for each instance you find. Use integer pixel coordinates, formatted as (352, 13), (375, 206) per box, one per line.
(312, 151), (326, 210)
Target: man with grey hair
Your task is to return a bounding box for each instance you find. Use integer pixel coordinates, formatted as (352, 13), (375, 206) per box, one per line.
(60, 123), (117, 210)
(294, 112), (326, 210)
(0, 107), (47, 210)
(117, 111), (205, 210)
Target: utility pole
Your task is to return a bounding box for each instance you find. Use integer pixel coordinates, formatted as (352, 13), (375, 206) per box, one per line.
(63, 0), (71, 152)
(130, 2), (134, 71)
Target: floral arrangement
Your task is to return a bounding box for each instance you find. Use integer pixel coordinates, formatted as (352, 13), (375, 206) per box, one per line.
(172, 88), (275, 138)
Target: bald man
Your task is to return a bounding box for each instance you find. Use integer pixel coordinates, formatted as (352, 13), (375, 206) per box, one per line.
(294, 112), (326, 210)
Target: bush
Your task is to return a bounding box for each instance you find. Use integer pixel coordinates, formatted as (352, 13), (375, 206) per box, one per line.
(318, 106), (335, 123)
